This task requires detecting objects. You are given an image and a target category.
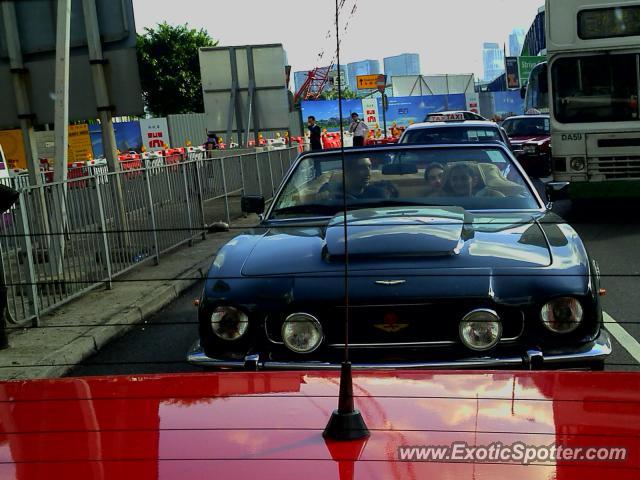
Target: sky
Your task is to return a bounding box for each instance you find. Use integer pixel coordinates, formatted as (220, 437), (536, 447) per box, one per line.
(132, 0), (543, 80)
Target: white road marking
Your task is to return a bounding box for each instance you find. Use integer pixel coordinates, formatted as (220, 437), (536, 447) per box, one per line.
(604, 311), (640, 364)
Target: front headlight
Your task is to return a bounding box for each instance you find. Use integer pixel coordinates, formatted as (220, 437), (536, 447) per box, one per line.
(282, 313), (323, 353)
(541, 297), (583, 333)
(211, 306), (249, 341)
(523, 144), (538, 154)
(459, 309), (502, 351)
(570, 157), (586, 171)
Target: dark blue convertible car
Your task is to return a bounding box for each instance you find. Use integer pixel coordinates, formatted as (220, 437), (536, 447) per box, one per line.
(188, 143), (611, 370)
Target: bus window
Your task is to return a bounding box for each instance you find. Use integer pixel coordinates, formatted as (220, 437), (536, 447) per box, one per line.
(552, 53), (639, 123)
(525, 63), (549, 113)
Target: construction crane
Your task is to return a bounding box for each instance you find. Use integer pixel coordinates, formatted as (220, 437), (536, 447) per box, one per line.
(293, 64), (334, 104)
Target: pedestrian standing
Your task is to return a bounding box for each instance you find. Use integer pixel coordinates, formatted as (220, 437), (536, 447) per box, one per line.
(349, 112), (368, 147)
(307, 116), (322, 151)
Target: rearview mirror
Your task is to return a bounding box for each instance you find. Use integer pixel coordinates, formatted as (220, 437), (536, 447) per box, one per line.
(241, 195), (265, 214)
(381, 164), (418, 175)
(545, 182), (569, 203)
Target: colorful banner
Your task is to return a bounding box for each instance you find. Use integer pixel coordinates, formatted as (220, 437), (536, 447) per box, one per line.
(0, 129), (27, 170)
(68, 123), (94, 162)
(300, 99), (363, 132)
(382, 94), (467, 127)
(89, 121), (143, 158)
(505, 57), (520, 89)
(140, 118), (170, 152)
(518, 56), (545, 86)
(362, 98), (380, 130)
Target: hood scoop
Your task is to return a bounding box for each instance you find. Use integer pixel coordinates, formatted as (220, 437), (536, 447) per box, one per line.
(324, 206), (472, 260)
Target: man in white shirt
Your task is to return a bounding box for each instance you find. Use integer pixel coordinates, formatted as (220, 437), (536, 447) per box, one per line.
(349, 112), (368, 147)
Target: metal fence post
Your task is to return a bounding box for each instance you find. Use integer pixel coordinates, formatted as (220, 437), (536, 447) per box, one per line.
(16, 193), (40, 326)
(92, 176), (112, 289)
(219, 157), (231, 225)
(255, 152), (263, 196)
(239, 154), (246, 195)
(267, 150), (275, 198)
(194, 159), (206, 239)
(181, 161), (194, 246)
(142, 167), (160, 265)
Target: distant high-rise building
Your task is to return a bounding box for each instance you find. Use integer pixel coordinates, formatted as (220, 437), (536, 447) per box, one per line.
(383, 53), (420, 78)
(294, 71), (310, 93)
(482, 42), (504, 81)
(347, 59), (381, 93)
(509, 28), (526, 57)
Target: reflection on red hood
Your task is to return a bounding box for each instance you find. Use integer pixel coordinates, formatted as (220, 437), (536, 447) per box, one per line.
(0, 371), (638, 479)
(509, 135), (551, 145)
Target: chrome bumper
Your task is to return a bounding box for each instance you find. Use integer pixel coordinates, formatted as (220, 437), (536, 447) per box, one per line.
(187, 329), (611, 370)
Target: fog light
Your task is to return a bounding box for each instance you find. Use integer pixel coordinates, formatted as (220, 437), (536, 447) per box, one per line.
(459, 309), (502, 351)
(541, 297), (583, 333)
(282, 313), (323, 353)
(570, 157), (586, 171)
(211, 306), (249, 341)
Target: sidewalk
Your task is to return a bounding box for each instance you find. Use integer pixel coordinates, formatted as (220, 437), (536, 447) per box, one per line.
(0, 216), (258, 380)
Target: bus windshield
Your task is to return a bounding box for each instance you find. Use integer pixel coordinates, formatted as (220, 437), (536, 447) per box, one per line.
(551, 53), (640, 123)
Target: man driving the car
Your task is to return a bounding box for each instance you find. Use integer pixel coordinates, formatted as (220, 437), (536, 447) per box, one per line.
(319, 157), (394, 200)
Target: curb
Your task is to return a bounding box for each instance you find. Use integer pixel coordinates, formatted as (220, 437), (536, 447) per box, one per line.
(10, 261), (209, 380)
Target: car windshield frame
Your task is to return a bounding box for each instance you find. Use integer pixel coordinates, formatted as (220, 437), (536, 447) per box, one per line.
(502, 117), (550, 136)
(265, 144), (545, 221)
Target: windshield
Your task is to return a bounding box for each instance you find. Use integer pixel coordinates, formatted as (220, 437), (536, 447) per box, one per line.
(270, 146), (539, 218)
(400, 126), (503, 144)
(552, 54), (640, 123)
(502, 117), (550, 136)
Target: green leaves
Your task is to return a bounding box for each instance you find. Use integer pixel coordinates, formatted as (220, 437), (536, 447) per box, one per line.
(136, 23), (217, 117)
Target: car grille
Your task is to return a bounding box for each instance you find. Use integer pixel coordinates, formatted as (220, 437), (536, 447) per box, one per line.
(267, 304), (524, 348)
(588, 156), (640, 179)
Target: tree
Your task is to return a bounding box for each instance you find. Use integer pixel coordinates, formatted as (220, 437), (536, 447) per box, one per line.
(137, 23), (217, 117)
(318, 87), (358, 100)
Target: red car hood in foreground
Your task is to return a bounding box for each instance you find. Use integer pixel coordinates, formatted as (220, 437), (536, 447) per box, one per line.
(0, 371), (638, 479)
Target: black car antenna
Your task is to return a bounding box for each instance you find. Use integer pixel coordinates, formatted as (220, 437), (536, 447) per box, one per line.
(323, 0), (370, 442)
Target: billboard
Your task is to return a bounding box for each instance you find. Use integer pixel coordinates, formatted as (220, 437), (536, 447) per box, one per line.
(383, 94), (467, 127)
(0, 0), (143, 129)
(0, 129), (26, 169)
(300, 94), (467, 131)
(140, 118), (170, 151)
(199, 44), (290, 141)
(300, 99), (363, 132)
(518, 56), (545, 86)
(505, 57), (520, 89)
(362, 98), (380, 130)
(89, 121), (142, 157)
(68, 124), (93, 162)
(392, 74), (475, 97)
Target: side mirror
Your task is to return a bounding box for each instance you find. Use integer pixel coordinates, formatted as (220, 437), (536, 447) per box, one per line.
(208, 221), (230, 233)
(545, 182), (570, 203)
(381, 164), (418, 175)
(241, 195), (265, 214)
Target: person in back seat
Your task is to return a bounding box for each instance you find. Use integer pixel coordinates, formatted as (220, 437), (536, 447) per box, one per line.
(424, 162), (446, 197)
(445, 163), (483, 197)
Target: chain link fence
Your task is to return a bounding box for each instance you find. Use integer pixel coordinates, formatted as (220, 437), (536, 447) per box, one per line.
(0, 147), (299, 327)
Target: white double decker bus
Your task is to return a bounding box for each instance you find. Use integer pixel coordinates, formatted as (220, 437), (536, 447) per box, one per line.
(525, 0), (640, 198)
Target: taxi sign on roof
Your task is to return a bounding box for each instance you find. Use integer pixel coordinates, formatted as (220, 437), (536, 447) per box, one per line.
(428, 112), (465, 122)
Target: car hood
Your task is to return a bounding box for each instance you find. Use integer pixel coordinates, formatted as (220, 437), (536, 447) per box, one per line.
(241, 207), (552, 276)
(1, 372), (638, 479)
